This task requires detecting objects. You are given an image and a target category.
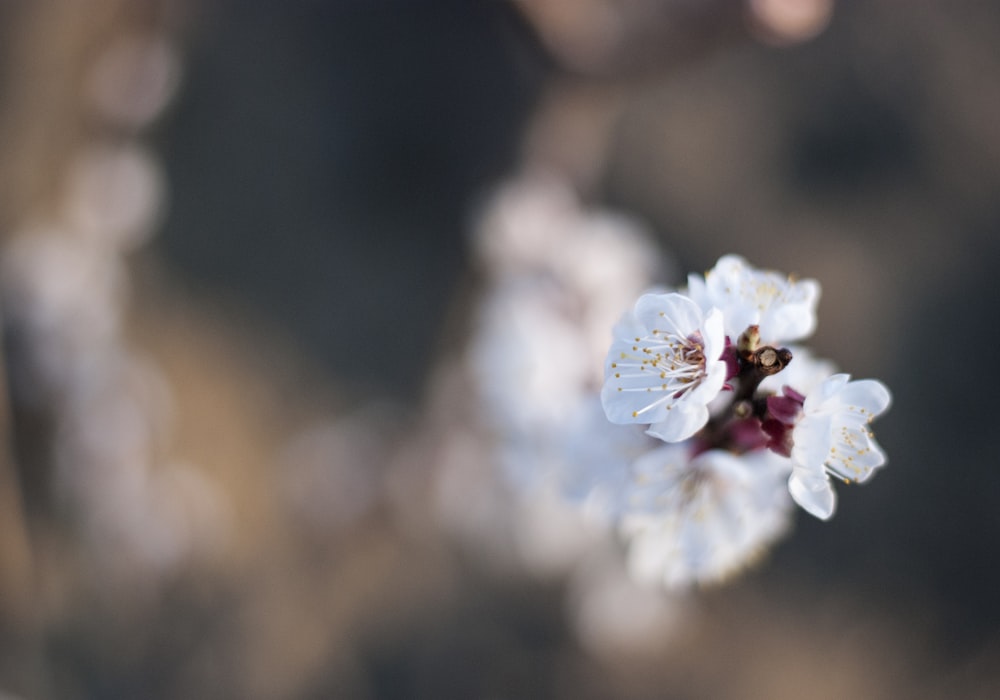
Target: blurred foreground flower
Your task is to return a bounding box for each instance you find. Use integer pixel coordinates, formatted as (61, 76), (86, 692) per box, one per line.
(622, 445), (792, 588)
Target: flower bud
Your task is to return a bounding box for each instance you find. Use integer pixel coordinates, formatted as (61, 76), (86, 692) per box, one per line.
(737, 324), (761, 361)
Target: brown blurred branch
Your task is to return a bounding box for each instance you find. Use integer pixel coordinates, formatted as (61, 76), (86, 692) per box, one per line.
(0, 321), (41, 696)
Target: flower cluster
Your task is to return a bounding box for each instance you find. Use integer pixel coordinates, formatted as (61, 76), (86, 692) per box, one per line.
(467, 187), (893, 593)
(601, 255), (891, 586)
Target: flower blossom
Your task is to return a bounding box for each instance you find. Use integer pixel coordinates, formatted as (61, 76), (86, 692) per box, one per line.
(601, 293), (728, 442)
(780, 374), (892, 519)
(686, 254), (820, 343)
(470, 240), (894, 593)
(621, 445), (793, 588)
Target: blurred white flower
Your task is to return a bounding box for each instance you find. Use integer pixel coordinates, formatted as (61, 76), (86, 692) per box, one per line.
(1, 229), (126, 404)
(474, 175), (578, 273)
(63, 144), (165, 250)
(567, 549), (685, 659)
(513, 485), (611, 580)
(467, 174), (663, 494)
(86, 33), (181, 129)
(459, 173), (670, 593)
(469, 277), (591, 443)
(622, 446), (792, 588)
(749, 0), (835, 46)
(602, 292), (727, 442)
(558, 398), (657, 520)
(279, 411), (389, 532)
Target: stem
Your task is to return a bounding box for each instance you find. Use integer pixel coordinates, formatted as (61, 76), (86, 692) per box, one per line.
(697, 346), (792, 451)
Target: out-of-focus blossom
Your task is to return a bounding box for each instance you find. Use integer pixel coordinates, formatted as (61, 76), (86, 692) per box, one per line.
(747, 0), (835, 46)
(470, 277), (592, 442)
(460, 174), (673, 611)
(0, 19), (211, 591)
(279, 410), (390, 533)
(474, 176), (580, 274)
(512, 485), (611, 580)
(621, 446), (792, 588)
(567, 549), (685, 658)
(1, 229), (125, 403)
(559, 399), (656, 521)
(86, 34), (181, 129)
(467, 174), (663, 495)
(63, 144), (165, 250)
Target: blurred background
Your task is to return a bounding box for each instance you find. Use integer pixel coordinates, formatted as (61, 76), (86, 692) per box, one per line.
(2, 1), (1000, 698)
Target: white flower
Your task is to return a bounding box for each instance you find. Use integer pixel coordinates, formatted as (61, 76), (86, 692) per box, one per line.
(559, 399), (659, 521)
(687, 254), (820, 343)
(469, 277), (591, 439)
(788, 373), (892, 519)
(601, 293), (727, 442)
(621, 446), (793, 588)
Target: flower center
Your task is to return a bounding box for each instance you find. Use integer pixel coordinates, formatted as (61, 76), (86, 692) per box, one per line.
(643, 329), (707, 389)
(609, 329), (710, 419)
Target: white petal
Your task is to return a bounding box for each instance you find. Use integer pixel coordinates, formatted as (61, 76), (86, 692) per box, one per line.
(841, 440), (887, 482)
(762, 278), (820, 342)
(788, 469), (836, 520)
(645, 402), (710, 443)
(832, 378), (892, 415)
(610, 307), (645, 342)
(685, 272), (711, 313)
(627, 443), (693, 511)
(621, 448), (794, 588)
(602, 291), (724, 429)
(690, 355), (729, 404)
(625, 519), (676, 586)
(695, 255), (820, 343)
(634, 292), (703, 336)
(559, 399), (655, 518)
(601, 374), (671, 425)
(804, 373), (851, 411)
(709, 254), (747, 283)
(699, 307), (726, 361)
(791, 414), (834, 469)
